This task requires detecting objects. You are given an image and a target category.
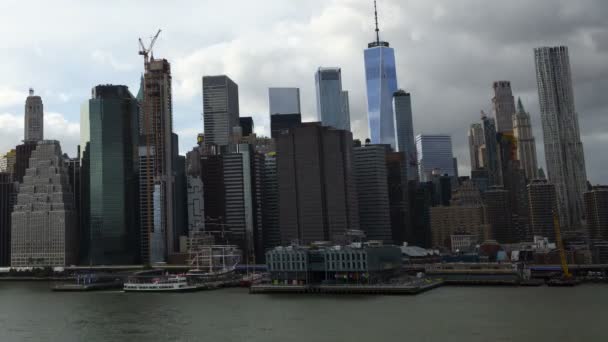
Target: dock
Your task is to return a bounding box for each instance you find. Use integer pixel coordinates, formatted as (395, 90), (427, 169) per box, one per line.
(52, 280), (123, 292)
(250, 280), (443, 295)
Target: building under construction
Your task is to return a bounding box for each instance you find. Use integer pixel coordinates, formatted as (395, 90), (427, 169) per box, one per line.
(138, 31), (177, 264)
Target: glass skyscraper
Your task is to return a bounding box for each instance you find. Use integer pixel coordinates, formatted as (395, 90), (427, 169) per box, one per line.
(364, 37), (398, 148)
(81, 85), (140, 265)
(315, 67), (351, 131)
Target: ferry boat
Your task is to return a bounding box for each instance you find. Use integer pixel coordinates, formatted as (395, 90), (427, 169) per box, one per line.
(123, 275), (199, 293)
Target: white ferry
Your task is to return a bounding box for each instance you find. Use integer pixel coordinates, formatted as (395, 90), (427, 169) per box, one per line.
(123, 276), (199, 293)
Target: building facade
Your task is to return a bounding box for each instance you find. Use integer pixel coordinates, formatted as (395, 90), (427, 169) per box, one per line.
(203, 75), (240, 147)
(492, 81), (516, 134)
(481, 114), (502, 186)
(584, 186), (608, 240)
(528, 179), (558, 240)
(269, 88), (301, 115)
(80, 85), (139, 265)
(353, 144), (392, 243)
(24, 89), (44, 143)
(483, 186), (513, 244)
(415, 135), (456, 182)
(315, 67), (350, 131)
(0, 173), (15, 266)
(277, 123), (359, 244)
(393, 90), (418, 181)
(11, 141), (77, 267)
(534, 46), (588, 228)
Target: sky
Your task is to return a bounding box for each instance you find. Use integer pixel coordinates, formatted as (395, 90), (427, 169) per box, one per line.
(0, 0), (606, 184)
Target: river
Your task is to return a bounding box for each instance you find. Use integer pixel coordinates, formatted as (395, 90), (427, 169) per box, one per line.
(0, 282), (606, 341)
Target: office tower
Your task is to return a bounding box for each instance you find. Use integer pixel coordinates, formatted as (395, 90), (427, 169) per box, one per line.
(239, 117), (254, 137)
(408, 182), (433, 248)
(492, 81), (516, 133)
(512, 99), (539, 180)
(315, 67), (351, 131)
(203, 75), (240, 147)
(534, 46), (588, 228)
(262, 153), (280, 250)
(528, 179), (558, 239)
(393, 90), (418, 181)
(353, 144), (392, 242)
(483, 186), (513, 243)
(277, 123), (359, 244)
(481, 113), (502, 186)
(430, 205), (489, 250)
(140, 58), (176, 263)
(415, 135), (456, 182)
(14, 142), (37, 184)
(80, 85), (139, 265)
(0, 173), (15, 266)
(0, 150), (16, 174)
(468, 123), (484, 171)
(471, 169), (490, 193)
(171, 135), (188, 253)
(269, 88), (301, 115)
(431, 173), (453, 207)
(364, 1), (398, 148)
(502, 160), (530, 241)
(386, 152), (409, 244)
(584, 186), (608, 240)
(64, 155), (83, 262)
(24, 89), (43, 142)
(223, 145), (255, 261)
(270, 114), (302, 139)
(11, 141), (77, 267)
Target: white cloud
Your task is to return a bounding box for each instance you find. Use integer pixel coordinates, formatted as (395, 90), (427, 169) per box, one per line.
(0, 87), (25, 108)
(0, 111), (79, 158)
(91, 50), (135, 72)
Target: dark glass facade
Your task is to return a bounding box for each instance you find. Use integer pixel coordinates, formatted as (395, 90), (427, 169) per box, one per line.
(81, 85), (139, 265)
(0, 173), (15, 266)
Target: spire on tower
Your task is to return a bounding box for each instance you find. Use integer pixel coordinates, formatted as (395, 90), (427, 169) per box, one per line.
(374, 0), (380, 44)
(517, 97), (526, 114)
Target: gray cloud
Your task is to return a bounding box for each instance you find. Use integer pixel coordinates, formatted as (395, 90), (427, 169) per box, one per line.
(0, 0), (606, 184)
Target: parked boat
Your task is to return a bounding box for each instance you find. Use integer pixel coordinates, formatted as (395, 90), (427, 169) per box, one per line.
(124, 275), (200, 293)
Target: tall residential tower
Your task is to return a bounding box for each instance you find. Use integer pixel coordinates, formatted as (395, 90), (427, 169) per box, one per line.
(534, 46), (587, 228)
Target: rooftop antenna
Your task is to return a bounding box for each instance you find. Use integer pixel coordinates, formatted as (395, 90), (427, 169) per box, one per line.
(374, 0), (381, 44)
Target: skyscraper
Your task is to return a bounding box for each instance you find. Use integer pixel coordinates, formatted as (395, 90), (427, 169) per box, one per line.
(364, 1), (398, 148)
(483, 186), (513, 244)
(481, 113), (502, 186)
(24, 89), (43, 143)
(81, 85), (139, 265)
(140, 58), (176, 263)
(528, 179), (558, 240)
(468, 123), (485, 171)
(534, 46), (588, 228)
(277, 123), (359, 244)
(492, 81), (516, 133)
(203, 75), (240, 147)
(315, 67), (351, 131)
(353, 144), (392, 243)
(512, 98), (539, 180)
(415, 135), (456, 182)
(393, 90), (418, 181)
(262, 153), (281, 250)
(11, 141), (77, 267)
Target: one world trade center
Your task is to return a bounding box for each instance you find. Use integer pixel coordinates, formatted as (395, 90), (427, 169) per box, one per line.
(364, 0), (398, 148)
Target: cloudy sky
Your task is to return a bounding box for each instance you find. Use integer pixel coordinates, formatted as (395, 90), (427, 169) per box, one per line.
(0, 0), (606, 183)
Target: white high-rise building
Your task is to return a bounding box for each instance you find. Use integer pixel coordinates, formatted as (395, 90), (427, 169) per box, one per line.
(416, 134), (456, 182)
(534, 46), (587, 228)
(24, 89), (43, 142)
(512, 98), (539, 180)
(10, 141), (77, 267)
(468, 123), (485, 171)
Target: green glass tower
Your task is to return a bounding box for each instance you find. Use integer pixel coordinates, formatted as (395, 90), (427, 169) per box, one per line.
(81, 85), (140, 265)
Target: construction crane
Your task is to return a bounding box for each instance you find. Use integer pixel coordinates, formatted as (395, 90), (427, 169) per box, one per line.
(553, 213), (572, 279)
(138, 29), (161, 265)
(139, 29), (162, 65)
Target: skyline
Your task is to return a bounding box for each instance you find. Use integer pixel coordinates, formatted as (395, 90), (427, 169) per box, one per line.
(0, 0), (607, 183)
